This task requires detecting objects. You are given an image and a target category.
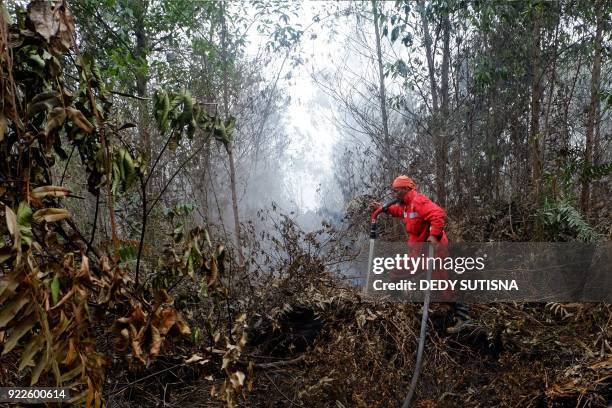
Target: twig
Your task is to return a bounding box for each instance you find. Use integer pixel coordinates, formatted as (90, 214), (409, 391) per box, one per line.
(60, 145), (75, 185)
(65, 218), (103, 260)
(145, 136), (211, 219)
(108, 90), (149, 100)
(264, 371), (304, 408)
(108, 363), (185, 396)
(254, 354), (305, 369)
(88, 193), (100, 248)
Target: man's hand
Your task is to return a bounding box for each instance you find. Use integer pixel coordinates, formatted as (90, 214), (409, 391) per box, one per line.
(426, 235), (440, 245)
(370, 201), (382, 211)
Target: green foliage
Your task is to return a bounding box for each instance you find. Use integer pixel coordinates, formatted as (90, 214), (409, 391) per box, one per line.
(545, 153), (612, 200)
(600, 89), (612, 107)
(111, 148), (138, 195)
(153, 88), (237, 147)
(16, 202), (33, 247)
(153, 89), (203, 144)
(71, 0), (207, 91)
(163, 202), (197, 221)
(0, 4), (196, 405)
(538, 200), (601, 242)
(214, 115), (236, 144)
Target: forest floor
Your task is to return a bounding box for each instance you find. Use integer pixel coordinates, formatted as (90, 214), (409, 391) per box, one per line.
(106, 265), (611, 407)
(101, 203), (612, 407)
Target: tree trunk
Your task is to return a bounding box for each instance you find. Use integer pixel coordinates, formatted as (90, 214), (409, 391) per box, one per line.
(133, 0), (150, 161)
(529, 7), (543, 202)
(225, 142), (244, 264)
(418, 0), (439, 113)
(581, 4), (603, 214)
(436, 13), (451, 207)
(418, 0), (449, 206)
(220, 1), (244, 264)
(371, 0), (393, 181)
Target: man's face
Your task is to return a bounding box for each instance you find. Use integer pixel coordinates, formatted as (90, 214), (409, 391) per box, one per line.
(393, 187), (410, 200)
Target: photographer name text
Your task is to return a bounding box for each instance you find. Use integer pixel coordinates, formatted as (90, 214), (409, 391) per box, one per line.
(372, 279), (519, 291)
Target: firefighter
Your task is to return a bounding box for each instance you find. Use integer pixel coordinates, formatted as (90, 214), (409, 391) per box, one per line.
(372, 175), (469, 333)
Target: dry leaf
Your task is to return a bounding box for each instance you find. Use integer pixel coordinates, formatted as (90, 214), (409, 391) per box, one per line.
(185, 354), (209, 364)
(0, 113), (7, 142)
(158, 308), (176, 336)
(31, 185), (70, 199)
(65, 107), (94, 133)
(229, 371), (245, 389)
(28, 0), (58, 41)
(27, 0), (75, 53)
(33, 208), (71, 223)
(149, 326), (162, 357)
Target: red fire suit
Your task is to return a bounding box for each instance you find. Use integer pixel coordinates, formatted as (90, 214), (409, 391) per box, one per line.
(386, 189), (451, 299)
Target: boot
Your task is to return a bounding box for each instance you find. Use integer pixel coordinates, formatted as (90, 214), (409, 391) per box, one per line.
(446, 303), (471, 334)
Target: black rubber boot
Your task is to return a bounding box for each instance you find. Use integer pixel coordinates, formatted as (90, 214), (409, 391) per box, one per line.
(446, 303), (471, 334)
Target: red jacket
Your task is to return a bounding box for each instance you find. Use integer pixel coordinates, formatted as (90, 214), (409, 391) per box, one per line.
(386, 189), (448, 244)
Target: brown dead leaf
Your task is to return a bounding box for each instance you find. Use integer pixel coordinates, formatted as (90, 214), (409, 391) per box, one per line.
(0, 296), (29, 328)
(0, 246), (13, 264)
(62, 338), (77, 365)
(158, 308), (176, 336)
(27, 0), (75, 53)
(77, 254), (91, 281)
(0, 275), (19, 299)
(174, 316), (191, 336)
(185, 354), (210, 365)
(28, 0), (58, 42)
(65, 107), (94, 133)
(33, 208), (71, 223)
(44, 107), (66, 136)
(31, 185), (70, 199)
(129, 324), (145, 363)
(5, 205), (19, 247)
(52, 1), (75, 53)
(130, 305), (147, 325)
(0, 112), (7, 142)
(149, 326), (162, 357)
(229, 371), (245, 389)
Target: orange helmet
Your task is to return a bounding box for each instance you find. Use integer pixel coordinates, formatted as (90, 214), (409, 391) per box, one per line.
(392, 175), (416, 190)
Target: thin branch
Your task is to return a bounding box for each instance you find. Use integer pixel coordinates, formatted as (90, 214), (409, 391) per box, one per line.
(146, 137), (211, 219)
(109, 90), (150, 100)
(264, 371), (305, 408)
(60, 146), (75, 185)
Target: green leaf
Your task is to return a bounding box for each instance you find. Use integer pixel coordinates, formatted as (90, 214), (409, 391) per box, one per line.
(192, 327), (202, 344)
(119, 245), (137, 263)
(120, 148), (136, 191)
(173, 223), (184, 243)
(391, 26), (400, 43)
(154, 89), (170, 133)
(51, 276), (60, 305)
(111, 161), (121, 195)
(16, 202), (33, 246)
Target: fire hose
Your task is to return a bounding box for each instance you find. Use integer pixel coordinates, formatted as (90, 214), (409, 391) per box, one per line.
(364, 200), (433, 408)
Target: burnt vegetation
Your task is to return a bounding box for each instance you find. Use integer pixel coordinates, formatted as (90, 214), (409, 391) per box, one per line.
(0, 1), (611, 407)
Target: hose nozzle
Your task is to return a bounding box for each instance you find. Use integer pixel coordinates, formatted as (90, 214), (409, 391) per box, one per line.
(371, 198), (401, 222)
(369, 198), (401, 238)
